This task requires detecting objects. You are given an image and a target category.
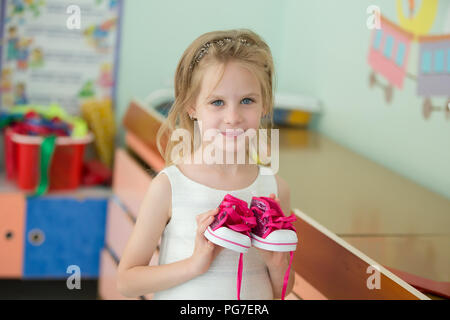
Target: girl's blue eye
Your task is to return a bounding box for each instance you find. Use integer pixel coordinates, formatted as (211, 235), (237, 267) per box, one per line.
(211, 100), (224, 107)
(241, 98), (254, 105)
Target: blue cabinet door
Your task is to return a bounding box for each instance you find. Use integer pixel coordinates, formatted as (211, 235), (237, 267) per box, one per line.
(24, 197), (107, 279)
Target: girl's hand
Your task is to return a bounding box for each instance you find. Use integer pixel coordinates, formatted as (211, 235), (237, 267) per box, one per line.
(255, 194), (292, 270)
(189, 208), (224, 276)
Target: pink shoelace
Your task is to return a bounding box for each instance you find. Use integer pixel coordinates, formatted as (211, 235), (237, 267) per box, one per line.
(216, 195), (256, 300)
(253, 198), (297, 300)
(216, 195), (256, 234)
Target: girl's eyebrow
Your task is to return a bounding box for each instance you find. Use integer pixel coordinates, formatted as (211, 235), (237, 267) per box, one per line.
(207, 93), (261, 100)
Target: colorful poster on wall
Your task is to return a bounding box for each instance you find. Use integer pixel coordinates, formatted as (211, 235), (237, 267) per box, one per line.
(0, 0), (122, 115)
(367, 0), (450, 119)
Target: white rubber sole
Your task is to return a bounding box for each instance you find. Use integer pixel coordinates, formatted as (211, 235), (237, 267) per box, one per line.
(204, 226), (251, 253)
(250, 233), (297, 252)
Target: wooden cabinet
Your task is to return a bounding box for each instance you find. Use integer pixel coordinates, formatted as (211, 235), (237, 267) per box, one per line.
(105, 198), (135, 260)
(99, 100), (165, 300)
(99, 149), (161, 300)
(112, 149), (152, 219)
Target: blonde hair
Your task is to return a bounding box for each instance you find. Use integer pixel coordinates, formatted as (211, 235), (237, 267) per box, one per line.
(156, 29), (276, 166)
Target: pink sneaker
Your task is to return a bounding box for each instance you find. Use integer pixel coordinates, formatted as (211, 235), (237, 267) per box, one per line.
(250, 196), (298, 300)
(204, 194), (256, 253)
(250, 196), (297, 251)
(204, 194), (256, 300)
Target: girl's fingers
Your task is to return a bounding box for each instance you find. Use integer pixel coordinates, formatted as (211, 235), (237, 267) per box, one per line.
(195, 208), (219, 246)
(199, 215), (214, 235)
(196, 208), (219, 226)
(269, 193), (280, 203)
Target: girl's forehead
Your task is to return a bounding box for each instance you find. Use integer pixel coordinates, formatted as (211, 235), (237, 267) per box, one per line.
(198, 61), (261, 98)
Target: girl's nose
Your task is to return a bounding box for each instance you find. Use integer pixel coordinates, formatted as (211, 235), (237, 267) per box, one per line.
(224, 105), (243, 125)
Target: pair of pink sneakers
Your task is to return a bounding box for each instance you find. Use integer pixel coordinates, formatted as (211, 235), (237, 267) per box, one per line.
(204, 194), (298, 300)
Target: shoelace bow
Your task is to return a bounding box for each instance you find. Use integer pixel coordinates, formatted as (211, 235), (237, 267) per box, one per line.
(217, 198), (256, 233)
(252, 206), (296, 233)
(262, 208), (296, 231)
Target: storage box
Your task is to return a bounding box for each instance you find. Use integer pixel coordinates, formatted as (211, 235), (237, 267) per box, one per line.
(5, 128), (93, 191)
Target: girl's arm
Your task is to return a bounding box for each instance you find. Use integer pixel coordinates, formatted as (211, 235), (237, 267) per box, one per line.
(267, 176), (295, 299)
(266, 253), (295, 299)
(117, 172), (193, 297)
(117, 172), (221, 298)
(117, 258), (199, 298)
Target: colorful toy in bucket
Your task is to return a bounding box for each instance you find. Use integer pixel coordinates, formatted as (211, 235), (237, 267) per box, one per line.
(8, 104), (88, 137)
(2, 106), (93, 194)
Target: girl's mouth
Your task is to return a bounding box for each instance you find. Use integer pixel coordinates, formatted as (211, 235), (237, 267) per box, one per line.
(220, 130), (244, 137)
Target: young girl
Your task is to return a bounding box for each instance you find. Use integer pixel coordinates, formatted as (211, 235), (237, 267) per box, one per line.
(117, 29), (295, 300)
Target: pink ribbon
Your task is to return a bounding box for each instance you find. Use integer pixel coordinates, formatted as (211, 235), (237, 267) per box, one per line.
(237, 253), (244, 300)
(281, 251), (294, 300)
(217, 197), (256, 235)
(264, 209), (297, 230)
(216, 195), (256, 300)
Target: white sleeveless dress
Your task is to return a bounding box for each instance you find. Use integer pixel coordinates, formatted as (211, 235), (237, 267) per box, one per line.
(152, 164), (278, 300)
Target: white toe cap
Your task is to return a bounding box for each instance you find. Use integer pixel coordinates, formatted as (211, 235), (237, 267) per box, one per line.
(264, 229), (298, 244)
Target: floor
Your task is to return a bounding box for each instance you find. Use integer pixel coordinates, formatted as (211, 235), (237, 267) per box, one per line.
(0, 279), (99, 300)
(0, 279), (443, 300)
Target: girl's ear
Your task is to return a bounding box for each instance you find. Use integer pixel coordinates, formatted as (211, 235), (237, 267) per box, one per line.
(187, 105), (197, 120)
(186, 103), (194, 116)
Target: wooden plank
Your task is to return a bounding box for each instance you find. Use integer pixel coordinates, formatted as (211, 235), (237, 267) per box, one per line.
(122, 99), (167, 155)
(342, 236), (449, 283)
(112, 149), (152, 219)
(291, 208), (429, 300)
(385, 266), (450, 299)
(125, 131), (165, 172)
(105, 198), (135, 260)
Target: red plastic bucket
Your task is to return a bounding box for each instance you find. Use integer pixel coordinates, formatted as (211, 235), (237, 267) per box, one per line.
(9, 132), (93, 191)
(4, 128), (17, 181)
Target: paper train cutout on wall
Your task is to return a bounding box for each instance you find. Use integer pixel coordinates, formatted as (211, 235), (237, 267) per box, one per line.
(367, 15), (450, 120)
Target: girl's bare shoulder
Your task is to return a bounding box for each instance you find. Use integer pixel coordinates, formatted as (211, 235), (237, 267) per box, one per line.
(144, 169), (172, 220)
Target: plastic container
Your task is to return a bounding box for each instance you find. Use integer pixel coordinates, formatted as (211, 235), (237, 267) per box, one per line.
(7, 130), (93, 191)
(4, 128), (17, 181)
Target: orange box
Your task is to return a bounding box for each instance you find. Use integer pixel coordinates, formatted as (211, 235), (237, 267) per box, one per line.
(0, 193), (25, 278)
